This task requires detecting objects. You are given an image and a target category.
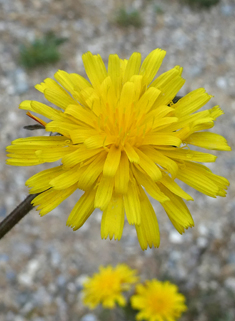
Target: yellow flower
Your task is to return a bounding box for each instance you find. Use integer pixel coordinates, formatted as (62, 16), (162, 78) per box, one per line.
(131, 279), (187, 321)
(82, 264), (138, 309)
(6, 49), (231, 249)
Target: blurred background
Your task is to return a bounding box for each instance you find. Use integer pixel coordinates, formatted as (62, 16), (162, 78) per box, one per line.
(0, 0), (235, 320)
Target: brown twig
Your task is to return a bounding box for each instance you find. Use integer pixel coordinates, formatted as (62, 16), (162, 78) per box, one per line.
(0, 194), (38, 239)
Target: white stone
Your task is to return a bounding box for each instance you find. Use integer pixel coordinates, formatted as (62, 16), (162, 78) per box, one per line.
(216, 77), (227, 90)
(197, 237), (208, 248)
(76, 275), (89, 288)
(80, 314), (98, 321)
(198, 224), (209, 236)
(169, 231), (183, 244)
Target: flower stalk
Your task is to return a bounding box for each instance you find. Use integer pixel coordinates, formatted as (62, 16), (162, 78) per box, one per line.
(0, 194), (38, 239)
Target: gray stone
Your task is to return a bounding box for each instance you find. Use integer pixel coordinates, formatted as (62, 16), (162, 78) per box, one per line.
(8, 68), (29, 95)
(221, 4), (234, 17)
(16, 291), (31, 306)
(0, 253), (9, 262)
(6, 270), (16, 282)
(14, 242), (32, 256)
(33, 287), (53, 306)
(49, 247), (61, 268)
(224, 277), (235, 293)
(0, 206), (6, 217)
(21, 301), (35, 314)
(188, 65), (204, 78)
(228, 252), (235, 264)
(57, 274), (67, 288)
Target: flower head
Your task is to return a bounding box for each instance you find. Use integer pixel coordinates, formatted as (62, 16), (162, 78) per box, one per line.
(6, 49), (231, 249)
(131, 279), (187, 321)
(82, 264), (138, 309)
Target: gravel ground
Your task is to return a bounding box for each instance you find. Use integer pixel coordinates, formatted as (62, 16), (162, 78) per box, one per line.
(0, 0), (235, 320)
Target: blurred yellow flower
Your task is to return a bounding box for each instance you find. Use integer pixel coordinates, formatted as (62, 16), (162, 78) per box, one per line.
(131, 279), (187, 321)
(6, 49), (231, 249)
(82, 264), (138, 309)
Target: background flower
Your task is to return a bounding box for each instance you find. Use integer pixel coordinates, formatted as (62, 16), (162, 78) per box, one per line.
(131, 279), (187, 321)
(82, 264), (138, 309)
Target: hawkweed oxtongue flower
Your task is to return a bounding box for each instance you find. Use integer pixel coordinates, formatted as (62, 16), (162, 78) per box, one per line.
(82, 264), (138, 309)
(131, 279), (187, 321)
(6, 49), (231, 249)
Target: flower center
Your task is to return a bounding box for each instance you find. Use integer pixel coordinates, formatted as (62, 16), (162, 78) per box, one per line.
(148, 294), (171, 314)
(95, 101), (149, 150)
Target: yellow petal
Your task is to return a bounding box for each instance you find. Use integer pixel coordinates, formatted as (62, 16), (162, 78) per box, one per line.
(159, 174), (193, 201)
(141, 133), (181, 147)
(35, 77), (66, 93)
(159, 184), (194, 228)
(166, 109), (210, 132)
(124, 143), (140, 163)
(45, 121), (79, 137)
(95, 176), (114, 210)
(67, 187), (96, 230)
(151, 117), (178, 131)
(99, 76), (117, 110)
(54, 70), (75, 93)
(161, 148), (217, 163)
(26, 166), (64, 193)
(115, 152), (129, 194)
(133, 165), (169, 203)
(140, 48), (166, 86)
(118, 81), (135, 118)
(20, 100), (62, 121)
(33, 184), (77, 216)
(7, 137), (72, 165)
(101, 193), (124, 240)
(103, 145), (121, 177)
(144, 106), (174, 124)
(209, 105), (224, 120)
(186, 132), (231, 151)
(176, 161), (220, 197)
(10, 136), (71, 146)
(108, 54), (122, 99)
(70, 128), (97, 144)
(68, 73), (91, 92)
(49, 165), (83, 190)
(123, 52), (141, 83)
(35, 146), (75, 163)
(44, 88), (76, 110)
(190, 118), (214, 132)
(123, 179), (141, 225)
(135, 188), (160, 250)
(77, 152), (107, 190)
(62, 146), (103, 168)
(135, 148), (162, 182)
(174, 88), (212, 117)
(140, 146), (178, 178)
(82, 52), (107, 89)
(136, 87), (161, 118)
(129, 75), (142, 102)
(151, 66), (185, 105)
(6, 158), (43, 166)
(84, 134), (115, 149)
